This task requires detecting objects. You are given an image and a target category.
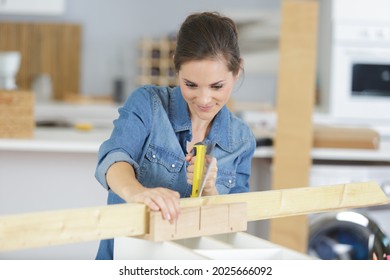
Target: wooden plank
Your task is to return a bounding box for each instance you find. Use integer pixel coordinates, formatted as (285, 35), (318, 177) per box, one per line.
(0, 181), (387, 252)
(180, 181), (388, 221)
(313, 124), (380, 149)
(0, 203), (147, 252)
(146, 203), (247, 242)
(270, 0), (319, 252)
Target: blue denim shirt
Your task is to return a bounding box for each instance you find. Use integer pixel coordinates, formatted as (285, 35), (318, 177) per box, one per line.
(95, 85), (256, 259)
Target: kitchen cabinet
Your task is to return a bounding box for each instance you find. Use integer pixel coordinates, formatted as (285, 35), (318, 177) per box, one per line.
(0, 22), (81, 101)
(0, 0), (65, 15)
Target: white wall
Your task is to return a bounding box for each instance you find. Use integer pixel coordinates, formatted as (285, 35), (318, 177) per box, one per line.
(0, 0), (281, 104)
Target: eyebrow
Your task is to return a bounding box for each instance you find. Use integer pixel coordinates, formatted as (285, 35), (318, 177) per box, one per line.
(183, 78), (225, 86)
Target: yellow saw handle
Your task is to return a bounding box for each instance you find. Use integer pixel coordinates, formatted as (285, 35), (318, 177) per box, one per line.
(191, 143), (207, 197)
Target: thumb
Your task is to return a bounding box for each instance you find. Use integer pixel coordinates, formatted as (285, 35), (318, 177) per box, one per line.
(185, 153), (193, 162)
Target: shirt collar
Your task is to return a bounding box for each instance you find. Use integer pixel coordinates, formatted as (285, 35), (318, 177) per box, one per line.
(169, 86), (192, 132)
(170, 86), (232, 153)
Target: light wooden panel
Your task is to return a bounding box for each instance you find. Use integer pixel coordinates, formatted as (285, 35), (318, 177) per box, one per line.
(0, 203), (147, 252)
(0, 181), (387, 252)
(0, 90), (34, 138)
(313, 125), (380, 149)
(0, 22), (81, 100)
(146, 203), (247, 242)
(269, 0), (319, 252)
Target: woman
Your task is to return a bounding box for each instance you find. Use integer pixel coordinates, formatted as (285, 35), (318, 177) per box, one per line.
(95, 11), (256, 259)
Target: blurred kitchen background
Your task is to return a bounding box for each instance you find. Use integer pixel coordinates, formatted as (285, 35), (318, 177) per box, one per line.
(0, 0), (280, 104)
(1, 0), (390, 260)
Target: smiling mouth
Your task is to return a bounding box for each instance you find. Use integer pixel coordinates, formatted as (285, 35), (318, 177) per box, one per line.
(198, 105), (213, 112)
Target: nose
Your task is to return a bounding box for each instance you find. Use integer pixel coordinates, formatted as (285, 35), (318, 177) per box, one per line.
(197, 88), (212, 104)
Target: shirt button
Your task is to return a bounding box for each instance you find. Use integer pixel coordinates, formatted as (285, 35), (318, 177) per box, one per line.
(228, 179), (232, 184)
(152, 154), (156, 159)
(171, 164), (175, 168)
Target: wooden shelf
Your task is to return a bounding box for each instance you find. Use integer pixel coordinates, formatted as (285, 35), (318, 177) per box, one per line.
(136, 37), (177, 87)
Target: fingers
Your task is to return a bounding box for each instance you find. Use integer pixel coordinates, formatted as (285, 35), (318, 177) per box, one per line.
(151, 188), (180, 223)
(185, 153), (194, 163)
(143, 196), (160, 212)
(133, 188), (180, 224)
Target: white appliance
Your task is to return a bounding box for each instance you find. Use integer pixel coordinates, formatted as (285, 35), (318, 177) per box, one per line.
(317, 0), (390, 122)
(308, 163), (390, 259)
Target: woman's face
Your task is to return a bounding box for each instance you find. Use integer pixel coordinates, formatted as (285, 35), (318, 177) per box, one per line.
(178, 59), (239, 123)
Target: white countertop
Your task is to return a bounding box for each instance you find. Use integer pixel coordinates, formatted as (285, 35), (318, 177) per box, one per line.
(0, 127), (111, 153)
(0, 101), (388, 160)
(254, 141), (390, 162)
(1, 127), (390, 162)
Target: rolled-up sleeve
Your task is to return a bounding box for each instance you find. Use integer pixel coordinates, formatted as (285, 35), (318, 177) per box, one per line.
(95, 150), (139, 190)
(94, 87), (153, 190)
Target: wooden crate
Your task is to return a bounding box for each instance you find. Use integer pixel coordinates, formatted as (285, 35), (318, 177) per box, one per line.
(0, 90), (34, 138)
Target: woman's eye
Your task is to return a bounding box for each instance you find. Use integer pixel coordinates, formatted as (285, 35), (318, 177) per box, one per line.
(212, 84), (223, 90)
(185, 82), (197, 88)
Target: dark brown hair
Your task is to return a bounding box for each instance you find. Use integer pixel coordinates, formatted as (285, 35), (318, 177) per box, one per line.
(173, 12), (242, 76)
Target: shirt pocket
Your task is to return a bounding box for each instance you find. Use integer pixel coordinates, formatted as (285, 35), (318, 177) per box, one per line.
(145, 144), (184, 173)
(216, 169), (236, 194)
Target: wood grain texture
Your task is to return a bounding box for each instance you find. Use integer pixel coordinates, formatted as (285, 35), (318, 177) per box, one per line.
(313, 124), (380, 149)
(181, 181), (388, 221)
(146, 203), (247, 242)
(269, 0), (319, 252)
(0, 203), (147, 252)
(0, 181), (387, 252)
(0, 90), (34, 138)
(0, 22), (81, 100)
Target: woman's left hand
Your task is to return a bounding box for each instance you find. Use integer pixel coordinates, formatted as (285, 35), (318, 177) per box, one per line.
(185, 153), (219, 196)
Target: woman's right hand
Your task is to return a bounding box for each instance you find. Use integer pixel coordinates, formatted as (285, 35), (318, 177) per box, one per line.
(130, 187), (181, 224)
(106, 161), (180, 224)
